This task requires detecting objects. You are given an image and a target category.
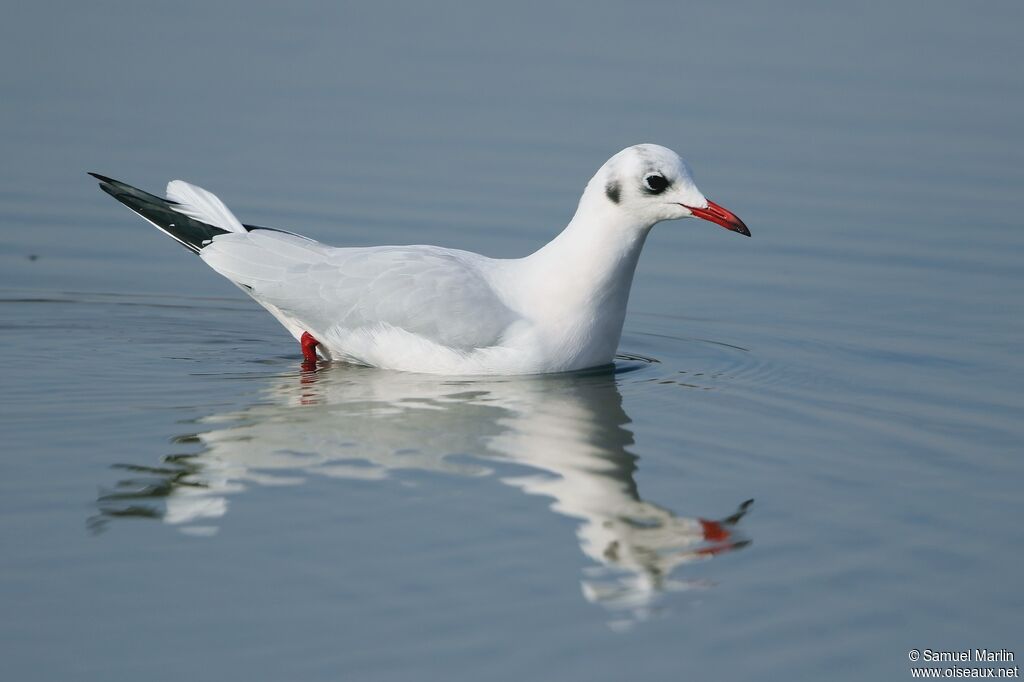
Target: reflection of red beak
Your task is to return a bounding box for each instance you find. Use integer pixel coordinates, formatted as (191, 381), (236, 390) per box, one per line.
(699, 518), (731, 542)
(684, 199), (751, 236)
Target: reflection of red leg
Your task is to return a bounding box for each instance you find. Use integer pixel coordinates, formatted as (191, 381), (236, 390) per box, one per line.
(300, 332), (320, 366)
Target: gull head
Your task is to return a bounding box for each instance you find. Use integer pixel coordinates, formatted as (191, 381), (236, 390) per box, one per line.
(593, 144), (749, 236)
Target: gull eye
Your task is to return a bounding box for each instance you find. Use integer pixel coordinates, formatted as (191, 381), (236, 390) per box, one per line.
(643, 173), (669, 194)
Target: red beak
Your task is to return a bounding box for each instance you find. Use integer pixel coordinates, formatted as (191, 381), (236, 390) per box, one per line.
(685, 199), (750, 236)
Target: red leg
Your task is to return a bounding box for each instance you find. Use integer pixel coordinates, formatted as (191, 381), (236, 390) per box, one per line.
(300, 332), (320, 367)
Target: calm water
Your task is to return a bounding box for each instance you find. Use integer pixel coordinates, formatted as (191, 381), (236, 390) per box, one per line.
(2, 3), (1023, 680)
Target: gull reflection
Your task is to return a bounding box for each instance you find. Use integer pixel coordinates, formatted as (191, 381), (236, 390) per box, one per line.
(95, 363), (752, 622)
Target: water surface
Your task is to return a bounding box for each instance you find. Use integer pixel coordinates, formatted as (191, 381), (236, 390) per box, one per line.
(1, 2), (1022, 680)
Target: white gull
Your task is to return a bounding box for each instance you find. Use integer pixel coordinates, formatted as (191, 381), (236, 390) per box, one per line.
(91, 144), (749, 375)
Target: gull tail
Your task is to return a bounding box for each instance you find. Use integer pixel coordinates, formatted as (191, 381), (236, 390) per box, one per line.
(88, 173), (245, 254)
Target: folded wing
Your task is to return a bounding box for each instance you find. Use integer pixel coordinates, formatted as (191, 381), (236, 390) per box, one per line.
(200, 230), (518, 351)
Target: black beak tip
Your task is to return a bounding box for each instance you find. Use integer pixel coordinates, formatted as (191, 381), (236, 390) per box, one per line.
(730, 220), (751, 237)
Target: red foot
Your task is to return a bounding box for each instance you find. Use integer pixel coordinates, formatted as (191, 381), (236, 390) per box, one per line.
(300, 332), (320, 367)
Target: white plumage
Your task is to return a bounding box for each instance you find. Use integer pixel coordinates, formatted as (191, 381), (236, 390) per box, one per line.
(166, 179), (246, 233)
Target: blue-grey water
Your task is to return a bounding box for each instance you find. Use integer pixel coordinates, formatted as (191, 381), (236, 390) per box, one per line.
(2, 3), (1022, 680)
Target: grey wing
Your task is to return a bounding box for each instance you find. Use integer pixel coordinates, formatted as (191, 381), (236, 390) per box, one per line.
(200, 230), (518, 350)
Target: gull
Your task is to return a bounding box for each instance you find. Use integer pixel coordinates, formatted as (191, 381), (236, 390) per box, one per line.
(90, 144), (749, 375)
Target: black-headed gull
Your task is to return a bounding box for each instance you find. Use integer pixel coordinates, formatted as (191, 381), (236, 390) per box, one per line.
(91, 144), (748, 375)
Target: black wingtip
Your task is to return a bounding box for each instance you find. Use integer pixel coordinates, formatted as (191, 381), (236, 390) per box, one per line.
(89, 173), (229, 254)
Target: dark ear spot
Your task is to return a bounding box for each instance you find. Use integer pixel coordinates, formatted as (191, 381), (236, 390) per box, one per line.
(605, 181), (621, 204)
